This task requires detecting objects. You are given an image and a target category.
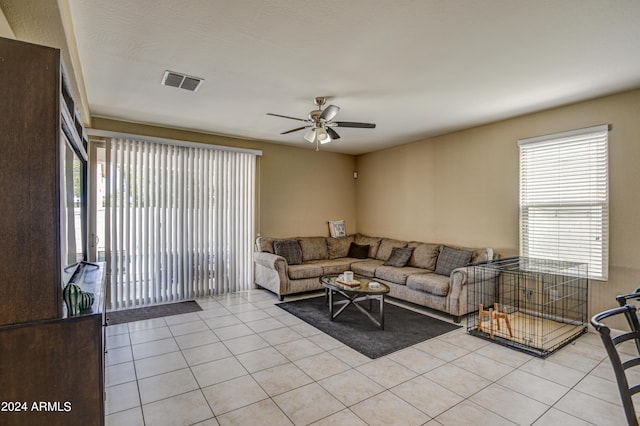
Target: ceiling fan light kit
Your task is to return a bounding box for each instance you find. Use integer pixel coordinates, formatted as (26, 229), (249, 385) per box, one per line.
(304, 129), (316, 143)
(317, 128), (330, 144)
(267, 97), (376, 151)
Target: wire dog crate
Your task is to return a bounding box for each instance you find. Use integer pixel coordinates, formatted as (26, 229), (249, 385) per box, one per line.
(467, 257), (588, 357)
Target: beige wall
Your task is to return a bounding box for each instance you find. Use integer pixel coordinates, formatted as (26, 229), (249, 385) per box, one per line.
(91, 118), (357, 239)
(0, 6), (15, 39)
(356, 89), (640, 325)
(257, 143), (357, 237)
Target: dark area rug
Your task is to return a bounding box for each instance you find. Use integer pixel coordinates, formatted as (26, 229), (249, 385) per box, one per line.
(277, 296), (460, 358)
(106, 300), (202, 325)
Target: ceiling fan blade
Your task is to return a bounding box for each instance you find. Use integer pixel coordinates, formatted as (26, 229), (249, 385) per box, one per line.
(326, 127), (341, 140)
(266, 112), (307, 122)
(334, 121), (376, 128)
(281, 125), (310, 135)
(319, 104), (340, 121)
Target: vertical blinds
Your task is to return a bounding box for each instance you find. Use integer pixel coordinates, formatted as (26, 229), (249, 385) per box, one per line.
(106, 138), (256, 309)
(518, 125), (609, 280)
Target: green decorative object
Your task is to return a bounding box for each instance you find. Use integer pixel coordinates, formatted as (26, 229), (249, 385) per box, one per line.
(79, 291), (95, 310)
(63, 284), (95, 316)
(63, 283), (81, 316)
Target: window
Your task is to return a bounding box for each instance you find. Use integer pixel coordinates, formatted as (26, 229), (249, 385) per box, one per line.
(519, 125), (609, 280)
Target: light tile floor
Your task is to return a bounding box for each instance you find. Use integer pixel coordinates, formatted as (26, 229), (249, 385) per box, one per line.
(104, 289), (630, 425)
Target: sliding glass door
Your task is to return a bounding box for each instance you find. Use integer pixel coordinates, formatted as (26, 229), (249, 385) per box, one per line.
(89, 137), (257, 310)
(88, 141), (106, 263)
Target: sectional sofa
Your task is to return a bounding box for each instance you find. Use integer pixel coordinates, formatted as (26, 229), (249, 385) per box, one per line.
(253, 234), (494, 322)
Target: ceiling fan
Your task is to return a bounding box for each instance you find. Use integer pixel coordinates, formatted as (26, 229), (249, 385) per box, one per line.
(267, 97), (376, 150)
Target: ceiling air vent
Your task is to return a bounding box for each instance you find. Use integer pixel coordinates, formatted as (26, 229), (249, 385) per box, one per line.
(161, 70), (203, 92)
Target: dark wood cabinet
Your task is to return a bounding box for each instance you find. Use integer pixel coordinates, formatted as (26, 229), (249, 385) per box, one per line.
(0, 266), (105, 426)
(0, 36), (62, 326)
(0, 37), (105, 426)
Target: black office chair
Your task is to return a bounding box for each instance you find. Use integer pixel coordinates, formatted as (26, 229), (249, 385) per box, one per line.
(616, 290), (640, 355)
(616, 289), (640, 308)
(591, 304), (640, 426)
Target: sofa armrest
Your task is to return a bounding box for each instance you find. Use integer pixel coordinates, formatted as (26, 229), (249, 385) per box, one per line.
(451, 266), (500, 288)
(447, 266), (500, 318)
(254, 251), (288, 271)
(253, 252), (290, 298)
(451, 266), (470, 288)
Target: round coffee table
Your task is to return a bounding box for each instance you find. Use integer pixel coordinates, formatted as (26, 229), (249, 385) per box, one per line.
(320, 274), (390, 329)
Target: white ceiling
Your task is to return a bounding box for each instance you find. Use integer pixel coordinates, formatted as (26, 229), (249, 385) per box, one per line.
(60, 0), (640, 154)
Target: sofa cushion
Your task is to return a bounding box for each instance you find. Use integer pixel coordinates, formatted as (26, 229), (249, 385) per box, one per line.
(351, 259), (384, 278)
(355, 234), (382, 258)
(348, 242), (370, 259)
(434, 246), (473, 276)
(383, 247), (414, 267)
(287, 262), (324, 280)
(327, 235), (355, 259)
(407, 242), (441, 270)
(376, 238), (408, 261)
(320, 259), (353, 275)
(470, 248), (492, 264)
(273, 240), (302, 265)
(256, 236), (285, 254)
(406, 273), (451, 296)
(297, 237), (329, 262)
(375, 266), (426, 285)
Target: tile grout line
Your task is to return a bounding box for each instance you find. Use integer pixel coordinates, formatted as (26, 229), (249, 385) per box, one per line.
(105, 289), (616, 425)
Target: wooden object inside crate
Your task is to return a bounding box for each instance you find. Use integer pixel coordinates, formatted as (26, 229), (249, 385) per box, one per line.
(477, 303), (513, 339)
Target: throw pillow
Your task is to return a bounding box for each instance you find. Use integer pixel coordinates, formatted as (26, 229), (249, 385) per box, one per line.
(328, 220), (346, 237)
(273, 240), (303, 265)
(383, 247), (414, 267)
(355, 234), (382, 258)
(347, 242), (370, 259)
(434, 246), (473, 276)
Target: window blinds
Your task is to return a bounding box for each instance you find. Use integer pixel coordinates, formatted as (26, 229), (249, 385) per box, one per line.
(518, 125), (609, 280)
(105, 138), (256, 309)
